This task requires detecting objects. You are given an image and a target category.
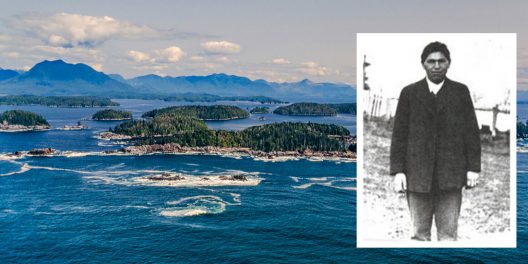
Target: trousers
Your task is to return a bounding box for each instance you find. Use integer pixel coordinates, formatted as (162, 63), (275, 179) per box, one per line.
(406, 188), (462, 241)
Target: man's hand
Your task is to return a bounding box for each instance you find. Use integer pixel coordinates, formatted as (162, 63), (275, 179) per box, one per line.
(394, 173), (407, 193)
(466, 171), (479, 188)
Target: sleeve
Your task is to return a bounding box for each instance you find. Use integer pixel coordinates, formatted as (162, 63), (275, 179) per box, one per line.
(390, 87), (410, 175)
(461, 86), (481, 172)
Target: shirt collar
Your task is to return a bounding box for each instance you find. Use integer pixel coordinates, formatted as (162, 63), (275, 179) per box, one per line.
(426, 77), (445, 95)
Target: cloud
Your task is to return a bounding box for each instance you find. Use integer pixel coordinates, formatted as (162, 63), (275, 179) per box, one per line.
(89, 63), (104, 72)
(215, 56), (231, 63)
(155, 46), (185, 63)
(189, 56), (206, 62)
(12, 12), (154, 48)
(128, 50), (152, 63)
(299, 61), (328, 76)
(128, 46), (185, 64)
(201, 41), (241, 54)
(272, 58), (290, 65)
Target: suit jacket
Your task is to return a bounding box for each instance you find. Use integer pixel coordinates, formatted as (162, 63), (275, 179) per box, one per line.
(389, 78), (481, 192)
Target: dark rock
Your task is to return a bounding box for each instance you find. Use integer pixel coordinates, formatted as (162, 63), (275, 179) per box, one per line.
(232, 174), (248, 181)
(28, 148), (55, 156)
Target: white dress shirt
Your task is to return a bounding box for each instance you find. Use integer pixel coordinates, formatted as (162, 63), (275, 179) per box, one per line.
(426, 77), (444, 95)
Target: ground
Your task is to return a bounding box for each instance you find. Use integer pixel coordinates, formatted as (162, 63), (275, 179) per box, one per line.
(361, 118), (511, 242)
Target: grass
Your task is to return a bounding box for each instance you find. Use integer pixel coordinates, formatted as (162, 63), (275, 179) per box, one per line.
(361, 118), (511, 241)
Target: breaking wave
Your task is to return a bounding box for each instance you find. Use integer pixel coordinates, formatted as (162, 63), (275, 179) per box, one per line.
(159, 194), (241, 217)
(291, 176), (356, 191)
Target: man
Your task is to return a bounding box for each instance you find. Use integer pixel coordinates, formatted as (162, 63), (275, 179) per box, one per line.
(389, 41), (481, 241)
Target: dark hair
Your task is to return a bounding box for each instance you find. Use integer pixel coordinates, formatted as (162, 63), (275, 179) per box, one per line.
(421, 41), (450, 63)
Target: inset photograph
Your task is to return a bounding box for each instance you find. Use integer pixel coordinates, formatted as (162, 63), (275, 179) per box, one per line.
(356, 33), (516, 247)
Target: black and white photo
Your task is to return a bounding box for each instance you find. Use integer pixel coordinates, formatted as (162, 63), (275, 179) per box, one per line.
(357, 33), (516, 247)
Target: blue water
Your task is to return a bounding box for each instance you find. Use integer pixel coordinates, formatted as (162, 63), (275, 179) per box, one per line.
(1, 100), (526, 263)
(0, 100), (355, 263)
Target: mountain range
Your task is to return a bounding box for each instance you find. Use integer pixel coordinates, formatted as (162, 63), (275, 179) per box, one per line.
(0, 60), (355, 102)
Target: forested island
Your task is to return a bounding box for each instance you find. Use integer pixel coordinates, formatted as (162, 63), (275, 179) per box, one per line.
(327, 103), (356, 114)
(92, 109), (133, 120)
(142, 105), (249, 120)
(250, 107), (269, 114)
(162, 94), (285, 104)
(274, 103), (337, 116)
(0, 95), (119, 107)
(105, 113), (354, 158)
(0, 110), (50, 131)
(273, 102), (356, 116)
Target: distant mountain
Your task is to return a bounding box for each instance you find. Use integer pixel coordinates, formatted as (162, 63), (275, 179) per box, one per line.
(128, 74), (355, 101)
(0, 69), (19, 81)
(108, 74), (127, 83)
(127, 73), (274, 96)
(0, 59), (355, 101)
(269, 79), (355, 101)
(0, 60), (134, 97)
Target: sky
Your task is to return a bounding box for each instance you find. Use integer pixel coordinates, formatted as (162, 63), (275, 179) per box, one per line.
(0, 0), (527, 87)
(358, 34), (515, 106)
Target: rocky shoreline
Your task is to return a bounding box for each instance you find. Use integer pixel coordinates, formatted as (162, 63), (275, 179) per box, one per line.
(104, 143), (356, 161)
(0, 124), (50, 132)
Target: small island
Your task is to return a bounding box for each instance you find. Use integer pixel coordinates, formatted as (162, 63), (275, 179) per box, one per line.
(92, 109), (133, 121)
(250, 106), (269, 114)
(273, 102), (337, 116)
(0, 95), (119, 107)
(0, 110), (50, 132)
(273, 102), (356, 116)
(142, 105), (249, 120)
(327, 103), (356, 114)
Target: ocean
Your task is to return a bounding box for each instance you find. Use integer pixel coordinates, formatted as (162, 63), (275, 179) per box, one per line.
(1, 100), (526, 263)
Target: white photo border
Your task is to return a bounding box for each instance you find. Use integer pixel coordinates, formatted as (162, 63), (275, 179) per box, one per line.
(356, 33), (517, 248)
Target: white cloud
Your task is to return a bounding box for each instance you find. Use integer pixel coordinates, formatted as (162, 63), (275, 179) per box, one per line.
(13, 12), (154, 48)
(272, 58), (290, 65)
(89, 63), (104, 72)
(299, 61), (328, 76)
(128, 50), (152, 63)
(155, 46), (185, 63)
(201, 41), (241, 54)
(128, 46), (185, 64)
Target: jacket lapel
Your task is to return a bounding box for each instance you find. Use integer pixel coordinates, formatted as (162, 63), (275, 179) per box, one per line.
(415, 78), (436, 116)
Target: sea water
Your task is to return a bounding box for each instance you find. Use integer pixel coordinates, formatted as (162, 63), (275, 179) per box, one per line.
(1, 100), (527, 263)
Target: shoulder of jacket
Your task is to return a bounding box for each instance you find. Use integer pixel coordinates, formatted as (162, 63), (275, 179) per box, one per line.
(446, 78), (469, 91)
(401, 79), (425, 94)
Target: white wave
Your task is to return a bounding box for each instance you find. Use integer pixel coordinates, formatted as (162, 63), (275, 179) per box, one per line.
(107, 163), (126, 170)
(160, 195), (232, 217)
(62, 151), (102, 158)
(292, 177), (356, 191)
(132, 173), (262, 187)
(160, 208), (209, 217)
(308, 177), (328, 181)
(293, 183), (314, 189)
(229, 193), (241, 203)
(290, 176), (300, 182)
(0, 153), (25, 161)
(0, 163), (30, 177)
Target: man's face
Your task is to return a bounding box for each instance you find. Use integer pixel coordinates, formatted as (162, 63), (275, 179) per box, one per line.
(422, 51), (450, 84)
